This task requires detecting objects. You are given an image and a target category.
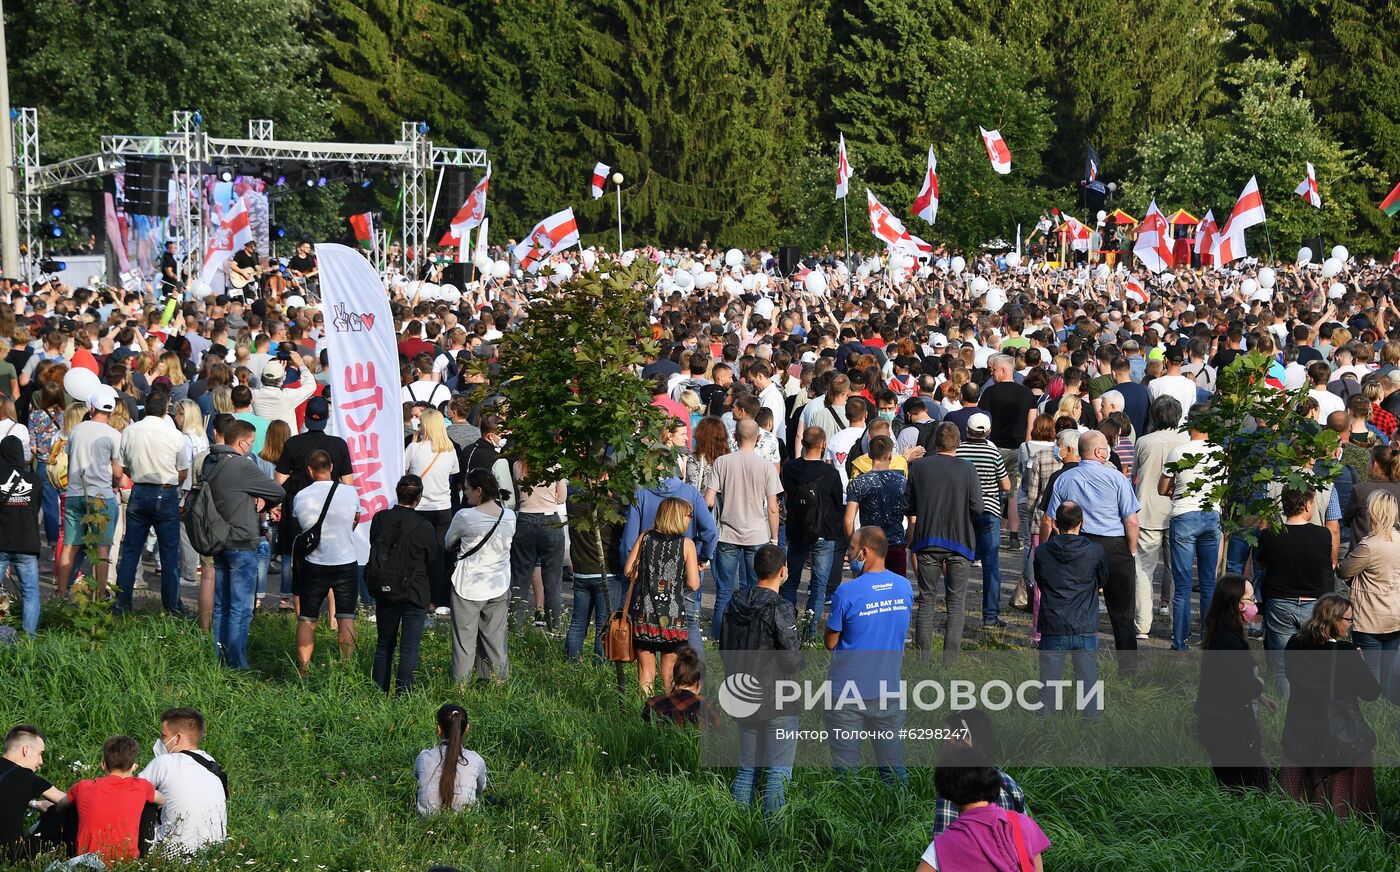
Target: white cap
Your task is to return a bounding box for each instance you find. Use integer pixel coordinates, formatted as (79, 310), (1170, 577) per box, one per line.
(88, 385), (119, 413)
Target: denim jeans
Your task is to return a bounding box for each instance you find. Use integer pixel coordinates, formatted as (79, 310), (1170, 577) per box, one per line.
(115, 484), (185, 616)
(1224, 533), (1259, 581)
(1353, 630), (1400, 704)
(212, 548), (259, 668)
(973, 512), (1002, 623)
(373, 599), (427, 693)
(1168, 511), (1220, 650)
(255, 539), (273, 598)
(36, 463), (59, 546)
(566, 573), (624, 662)
(1038, 633), (1100, 718)
(782, 538), (834, 639)
(0, 552), (40, 636)
(733, 714), (798, 814)
(1264, 597), (1317, 697)
(914, 548), (971, 662)
(509, 513), (565, 627)
(712, 542), (759, 639)
(825, 701), (908, 784)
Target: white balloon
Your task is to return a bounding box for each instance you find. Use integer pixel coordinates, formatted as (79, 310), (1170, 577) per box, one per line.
(741, 274), (758, 292)
(580, 249), (597, 271)
(805, 270), (828, 295)
(1258, 267), (1276, 289)
(473, 253), (493, 272)
(1332, 245), (1349, 263)
(1096, 264), (1111, 281)
(688, 261), (703, 276)
(1004, 252), (1022, 267)
(491, 260), (510, 280)
(985, 286), (1007, 313)
(190, 281), (213, 301)
(620, 250), (637, 267)
(1321, 257), (1343, 279)
(439, 285), (462, 304)
(1329, 282), (1348, 299)
(724, 248), (744, 268)
(856, 262), (872, 279)
(673, 270), (695, 292)
(63, 367), (100, 403)
(1297, 246), (1313, 266)
(1096, 210), (1108, 224)
(753, 297), (775, 320)
(720, 275), (739, 295)
(951, 256), (966, 274)
(755, 273), (770, 291)
(1240, 278), (1258, 296)
(971, 276), (989, 294)
(695, 271), (717, 289)
(902, 254), (917, 270)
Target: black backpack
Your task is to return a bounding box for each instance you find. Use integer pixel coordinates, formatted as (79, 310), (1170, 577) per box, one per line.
(368, 514), (417, 601)
(786, 472), (831, 540)
(911, 419), (940, 452)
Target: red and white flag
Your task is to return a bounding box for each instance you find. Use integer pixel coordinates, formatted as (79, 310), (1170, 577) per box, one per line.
(910, 146), (939, 225)
(1061, 214), (1091, 252)
(591, 162), (610, 199)
(1194, 209), (1218, 266)
(980, 127), (1011, 175)
(836, 134), (853, 199)
(199, 196), (252, 289)
(439, 163), (491, 245)
(1211, 176), (1266, 266)
(1392, 245), (1399, 265)
(1295, 162), (1321, 208)
(512, 207), (580, 274)
(1133, 199), (1174, 274)
(1124, 277), (1149, 305)
(867, 190), (913, 248)
(893, 233), (933, 259)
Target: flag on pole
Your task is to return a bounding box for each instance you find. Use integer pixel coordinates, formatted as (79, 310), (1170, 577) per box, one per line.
(473, 216), (489, 266)
(1380, 181), (1400, 217)
(590, 162), (610, 199)
(1211, 176), (1266, 266)
(512, 208), (580, 274)
(892, 233), (933, 259)
(1083, 142), (1101, 183)
(1133, 199), (1173, 274)
(1061, 214), (1091, 251)
(1295, 163), (1321, 208)
(1392, 245), (1399, 264)
(867, 190), (913, 248)
(1195, 209), (1218, 265)
(910, 146), (939, 225)
(199, 197), (252, 289)
(439, 163), (491, 245)
(349, 212), (374, 250)
(980, 127), (1011, 175)
(1123, 278), (1149, 305)
(836, 134), (853, 199)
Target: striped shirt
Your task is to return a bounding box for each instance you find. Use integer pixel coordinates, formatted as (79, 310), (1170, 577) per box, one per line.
(955, 439), (1008, 518)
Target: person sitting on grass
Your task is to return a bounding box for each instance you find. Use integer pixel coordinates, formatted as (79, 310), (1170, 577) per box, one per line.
(930, 709), (1027, 836)
(641, 646), (721, 728)
(416, 704), (487, 817)
(57, 735), (165, 866)
(137, 708), (227, 857)
(917, 745), (1050, 872)
(0, 725), (67, 862)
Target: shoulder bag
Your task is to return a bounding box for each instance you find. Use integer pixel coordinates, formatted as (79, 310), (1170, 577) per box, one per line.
(292, 481), (340, 574)
(1006, 809), (1035, 872)
(603, 535), (643, 663)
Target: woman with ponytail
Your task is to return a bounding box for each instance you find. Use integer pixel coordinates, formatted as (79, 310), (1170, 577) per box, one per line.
(415, 703), (487, 816)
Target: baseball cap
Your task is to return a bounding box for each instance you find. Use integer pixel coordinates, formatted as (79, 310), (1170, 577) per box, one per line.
(930, 333), (949, 348)
(261, 360), (286, 385)
(305, 396), (330, 430)
(88, 385), (119, 413)
(968, 413), (992, 434)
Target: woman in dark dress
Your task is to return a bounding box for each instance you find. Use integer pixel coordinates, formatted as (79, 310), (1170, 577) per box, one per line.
(1279, 592), (1381, 820)
(1195, 574), (1274, 792)
(622, 496), (701, 694)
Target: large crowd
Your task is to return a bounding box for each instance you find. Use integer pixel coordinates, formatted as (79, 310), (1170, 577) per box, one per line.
(4, 239), (1400, 869)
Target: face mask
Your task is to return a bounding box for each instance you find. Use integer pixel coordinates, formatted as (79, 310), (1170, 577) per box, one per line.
(411, 418), (422, 432)
(878, 411), (896, 422)
(849, 554), (866, 576)
(152, 737), (170, 757)
(1240, 601), (1259, 624)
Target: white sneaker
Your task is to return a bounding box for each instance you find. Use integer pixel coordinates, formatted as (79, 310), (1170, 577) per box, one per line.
(1135, 633), (1149, 640)
(1157, 605), (1169, 616)
(434, 606), (450, 617)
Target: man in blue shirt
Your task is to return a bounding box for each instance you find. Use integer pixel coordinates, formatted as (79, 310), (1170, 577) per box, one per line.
(1045, 431), (1141, 660)
(824, 526), (913, 783)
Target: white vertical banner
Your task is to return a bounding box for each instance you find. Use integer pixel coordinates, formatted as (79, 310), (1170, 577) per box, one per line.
(315, 243), (404, 561)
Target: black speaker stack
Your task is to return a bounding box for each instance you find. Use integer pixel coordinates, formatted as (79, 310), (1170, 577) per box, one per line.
(124, 158), (171, 216)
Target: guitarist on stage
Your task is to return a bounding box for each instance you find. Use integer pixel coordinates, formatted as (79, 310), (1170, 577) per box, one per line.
(227, 240), (263, 297)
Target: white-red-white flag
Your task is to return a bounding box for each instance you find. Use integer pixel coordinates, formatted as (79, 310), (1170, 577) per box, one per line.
(893, 233), (933, 259)
(1194, 209), (1218, 265)
(1123, 277), (1149, 305)
(1211, 176), (1266, 266)
(1061, 214), (1091, 252)
(439, 163), (491, 245)
(199, 196), (252, 289)
(1295, 162), (1321, 208)
(1133, 199), (1174, 274)
(591, 162), (610, 199)
(867, 190), (913, 248)
(512, 207), (580, 274)
(836, 134), (853, 199)
(910, 146), (939, 225)
(980, 127), (1011, 175)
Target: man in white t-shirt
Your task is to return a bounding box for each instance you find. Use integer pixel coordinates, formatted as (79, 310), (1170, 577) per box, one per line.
(292, 449), (362, 674)
(1306, 361), (1345, 420)
(402, 354), (451, 409)
(139, 708), (227, 857)
(824, 397), (868, 493)
(1158, 413), (1226, 651)
(1147, 347), (1198, 425)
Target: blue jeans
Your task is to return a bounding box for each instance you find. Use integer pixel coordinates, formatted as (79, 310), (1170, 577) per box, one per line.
(1264, 597), (1317, 697)
(712, 543), (759, 639)
(212, 548), (259, 668)
(0, 552), (40, 636)
(1038, 633), (1100, 718)
(1169, 511), (1220, 650)
(566, 573), (624, 662)
(255, 539), (273, 598)
(973, 512), (1002, 623)
(1225, 533), (1260, 581)
(115, 484), (185, 616)
(825, 701), (908, 784)
(36, 464), (59, 546)
(782, 538), (834, 639)
(733, 714), (798, 814)
(1353, 630), (1400, 704)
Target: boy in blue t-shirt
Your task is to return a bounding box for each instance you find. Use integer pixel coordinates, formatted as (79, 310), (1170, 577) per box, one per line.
(824, 526), (913, 782)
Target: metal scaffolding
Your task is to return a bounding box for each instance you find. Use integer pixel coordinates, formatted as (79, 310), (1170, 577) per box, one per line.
(7, 110), (486, 284)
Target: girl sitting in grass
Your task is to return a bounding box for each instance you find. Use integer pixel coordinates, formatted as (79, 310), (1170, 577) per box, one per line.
(415, 704), (487, 816)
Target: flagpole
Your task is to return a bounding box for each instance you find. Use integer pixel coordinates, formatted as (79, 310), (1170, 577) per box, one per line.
(425, 169), (446, 252)
(614, 173), (624, 254)
(1260, 186), (1276, 263)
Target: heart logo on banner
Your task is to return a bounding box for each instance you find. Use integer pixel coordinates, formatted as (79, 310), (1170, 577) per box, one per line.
(361, 314), (375, 331)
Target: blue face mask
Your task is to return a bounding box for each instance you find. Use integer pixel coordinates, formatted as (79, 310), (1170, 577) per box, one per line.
(849, 551), (866, 576)
(878, 411), (896, 422)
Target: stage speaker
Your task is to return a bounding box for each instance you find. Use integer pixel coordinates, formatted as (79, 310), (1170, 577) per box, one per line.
(125, 158), (170, 216)
(443, 168), (470, 214)
(440, 262), (472, 288)
(779, 245), (800, 275)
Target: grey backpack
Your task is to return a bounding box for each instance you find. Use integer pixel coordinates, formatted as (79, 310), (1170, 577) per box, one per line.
(185, 455), (235, 556)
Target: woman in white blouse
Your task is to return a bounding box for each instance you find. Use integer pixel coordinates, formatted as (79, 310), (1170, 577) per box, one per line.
(406, 409), (460, 615)
(445, 468), (516, 683)
(0, 396), (32, 462)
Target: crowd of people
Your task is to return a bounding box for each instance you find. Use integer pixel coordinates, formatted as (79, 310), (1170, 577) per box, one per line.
(4, 239), (1400, 868)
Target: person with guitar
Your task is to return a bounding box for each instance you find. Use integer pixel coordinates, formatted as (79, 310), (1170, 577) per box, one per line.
(226, 241), (263, 297)
(287, 241), (319, 298)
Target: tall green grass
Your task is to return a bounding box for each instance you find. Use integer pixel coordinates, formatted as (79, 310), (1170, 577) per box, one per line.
(4, 616), (1399, 870)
